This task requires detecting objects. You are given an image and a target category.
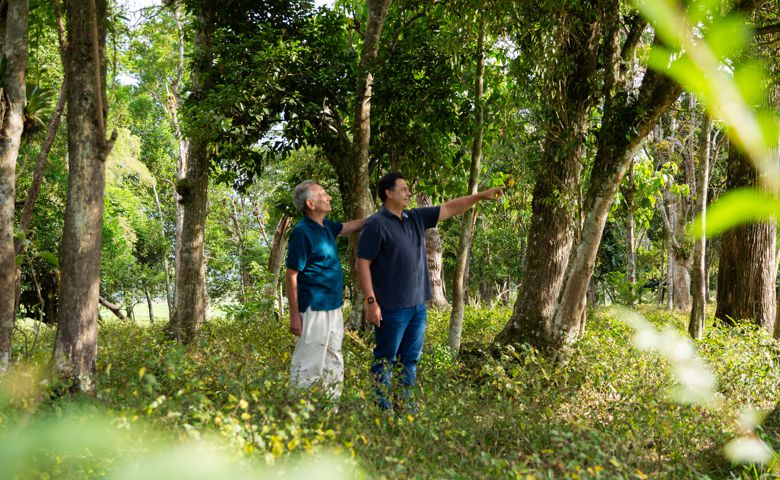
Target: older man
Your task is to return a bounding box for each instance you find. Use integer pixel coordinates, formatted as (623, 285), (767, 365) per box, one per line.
(356, 172), (502, 411)
(286, 180), (363, 399)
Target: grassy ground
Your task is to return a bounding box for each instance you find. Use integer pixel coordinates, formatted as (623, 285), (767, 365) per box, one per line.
(96, 300), (232, 324)
(2, 305), (779, 479)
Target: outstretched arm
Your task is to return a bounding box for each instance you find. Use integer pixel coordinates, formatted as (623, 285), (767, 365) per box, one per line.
(438, 187), (503, 222)
(339, 218), (365, 236)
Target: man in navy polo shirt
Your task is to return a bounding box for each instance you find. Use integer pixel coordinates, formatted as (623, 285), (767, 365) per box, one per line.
(356, 172), (502, 410)
(286, 180), (364, 400)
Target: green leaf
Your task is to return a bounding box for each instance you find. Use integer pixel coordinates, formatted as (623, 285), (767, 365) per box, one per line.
(637, 0), (685, 49)
(35, 251), (60, 269)
(704, 14), (750, 61)
(734, 63), (766, 106)
(691, 188), (780, 237)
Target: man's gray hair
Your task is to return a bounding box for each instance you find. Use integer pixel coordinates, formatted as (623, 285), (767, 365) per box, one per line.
(293, 180), (318, 212)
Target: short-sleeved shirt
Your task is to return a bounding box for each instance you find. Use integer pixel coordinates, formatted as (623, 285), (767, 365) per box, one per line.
(357, 206), (440, 310)
(286, 216), (344, 313)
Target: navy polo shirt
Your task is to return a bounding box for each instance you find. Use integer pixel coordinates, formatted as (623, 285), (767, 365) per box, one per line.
(357, 206), (441, 310)
(286, 216), (344, 313)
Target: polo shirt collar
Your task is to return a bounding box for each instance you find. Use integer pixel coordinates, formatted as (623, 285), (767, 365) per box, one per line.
(303, 215), (326, 229)
(380, 206), (408, 221)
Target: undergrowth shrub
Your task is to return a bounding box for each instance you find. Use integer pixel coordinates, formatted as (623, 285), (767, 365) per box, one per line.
(3, 305), (779, 479)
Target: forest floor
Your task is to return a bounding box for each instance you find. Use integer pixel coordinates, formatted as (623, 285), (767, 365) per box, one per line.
(2, 304), (779, 479)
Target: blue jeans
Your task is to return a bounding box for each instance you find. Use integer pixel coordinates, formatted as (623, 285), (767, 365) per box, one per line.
(370, 304), (427, 410)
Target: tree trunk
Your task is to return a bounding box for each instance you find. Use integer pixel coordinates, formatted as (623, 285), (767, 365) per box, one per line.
(160, 4), (188, 309)
(622, 161), (636, 304)
(657, 237), (665, 306)
(775, 286), (779, 340)
(336, 0), (389, 329)
(0, 0), (29, 373)
(416, 192), (447, 309)
(665, 238), (674, 310)
(449, 18), (485, 353)
(228, 196), (248, 302)
(144, 285), (154, 325)
(167, 6), (213, 344)
(550, 65), (684, 350)
(152, 182), (173, 320)
(715, 141), (777, 330)
(266, 214), (292, 308)
(54, 0), (114, 394)
(495, 5), (603, 350)
(689, 113), (711, 339)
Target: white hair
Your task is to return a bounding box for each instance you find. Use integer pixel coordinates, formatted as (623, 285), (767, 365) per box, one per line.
(293, 180), (318, 212)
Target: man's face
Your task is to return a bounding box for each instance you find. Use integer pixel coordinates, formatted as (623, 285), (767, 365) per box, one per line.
(306, 184), (332, 214)
(386, 178), (411, 208)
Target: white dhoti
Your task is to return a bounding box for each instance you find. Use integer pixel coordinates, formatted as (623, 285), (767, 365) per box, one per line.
(290, 307), (344, 400)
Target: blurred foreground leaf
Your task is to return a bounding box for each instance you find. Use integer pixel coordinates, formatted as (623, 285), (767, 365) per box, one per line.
(691, 188), (780, 237)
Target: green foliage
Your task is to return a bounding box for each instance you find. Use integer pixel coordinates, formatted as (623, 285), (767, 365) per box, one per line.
(4, 305), (779, 478)
(692, 187), (780, 237)
(638, 0), (780, 236)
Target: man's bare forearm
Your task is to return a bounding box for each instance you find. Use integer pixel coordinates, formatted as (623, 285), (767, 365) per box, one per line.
(439, 187), (503, 222)
(355, 258), (375, 298)
(285, 269), (300, 316)
(339, 218), (365, 236)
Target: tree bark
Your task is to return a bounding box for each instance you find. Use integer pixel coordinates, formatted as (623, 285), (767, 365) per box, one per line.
(335, 0), (389, 328)
(715, 141), (777, 330)
(550, 62), (684, 350)
(144, 285), (154, 324)
(152, 182), (173, 320)
(228, 196), (248, 302)
(449, 17), (485, 353)
(157, 4), (188, 309)
(0, 0), (29, 373)
(622, 161), (636, 304)
(54, 0), (115, 394)
(266, 214), (292, 308)
(166, 5), (213, 344)
(416, 192), (448, 309)
(775, 286), (780, 340)
(689, 113), (711, 339)
(495, 4), (604, 350)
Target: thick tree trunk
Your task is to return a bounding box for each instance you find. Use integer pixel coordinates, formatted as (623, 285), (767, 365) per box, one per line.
(0, 0), (29, 373)
(0, 0), (29, 372)
(689, 114), (711, 339)
(449, 18), (485, 353)
(551, 66), (683, 350)
(54, 0), (114, 394)
(167, 7), (213, 344)
(338, 0), (389, 328)
(495, 5), (603, 350)
(715, 141), (777, 330)
(266, 214), (292, 308)
(416, 192), (447, 308)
